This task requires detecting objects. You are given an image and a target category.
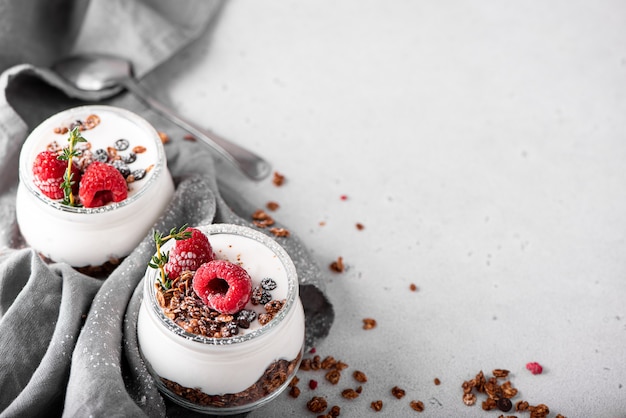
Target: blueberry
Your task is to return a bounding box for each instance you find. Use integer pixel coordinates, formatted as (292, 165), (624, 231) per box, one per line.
(112, 160), (131, 178)
(261, 278), (277, 290)
(497, 397), (512, 412)
(251, 286), (272, 305)
(122, 152), (137, 164)
(114, 138), (130, 151)
(236, 309), (257, 328)
(131, 168), (146, 181)
(221, 321), (239, 337)
(93, 148), (109, 163)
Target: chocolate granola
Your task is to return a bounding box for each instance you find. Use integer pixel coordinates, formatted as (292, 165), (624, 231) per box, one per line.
(160, 350), (302, 408)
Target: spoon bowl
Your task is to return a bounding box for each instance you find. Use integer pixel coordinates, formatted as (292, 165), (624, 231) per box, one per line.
(53, 54), (271, 180)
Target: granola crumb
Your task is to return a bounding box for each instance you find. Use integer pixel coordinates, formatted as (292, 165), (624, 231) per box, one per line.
(353, 370), (367, 383)
(370, 400), (383, 412)
(410, 400), (425, 412)
(341, 388), (360, 400)
(269, 227), (290, 237)
(307, 396), (328, 413)
(409, 283), (418, 292)
(463, 393), (477, 406)
(329, 256), (344, 273)
(272, 171), (286, 186)
(329, 405), (341, 417)
(252, 209), (274, 228)
(434, 377), (441, 385)
(183, 134), (196, 141)
(289, 385), (301, 398)
(325, 369), (341, 385)
(266, 201), (280, 211)
(355, 222), (364, 230)
(157, 131), (170, 144)
(391, 386), (406, 399)
(362, 318), (377, 330)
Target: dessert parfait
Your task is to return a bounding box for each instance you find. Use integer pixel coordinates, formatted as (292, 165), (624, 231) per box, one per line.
(16, 105), (174, 269)
(137, 223), (305, 415)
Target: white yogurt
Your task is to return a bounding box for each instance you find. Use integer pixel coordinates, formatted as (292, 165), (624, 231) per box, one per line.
(16, 105), (174, 267)
(137, 223), (305, 414)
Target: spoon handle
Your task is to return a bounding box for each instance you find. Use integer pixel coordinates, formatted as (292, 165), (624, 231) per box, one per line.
(119, 77), (271, 181)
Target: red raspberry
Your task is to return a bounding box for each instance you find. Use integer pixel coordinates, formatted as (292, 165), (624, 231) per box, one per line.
(526, 362), (543, 375)
(32, 151), (80, 199)
(78, 162), (128, 208)
(193, 260), (252, 314)
(164, 227), (214, 279)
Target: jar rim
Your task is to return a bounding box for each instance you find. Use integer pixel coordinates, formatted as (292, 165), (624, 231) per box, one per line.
(18, 105), (166, 214)
(143, 223), (299, 346)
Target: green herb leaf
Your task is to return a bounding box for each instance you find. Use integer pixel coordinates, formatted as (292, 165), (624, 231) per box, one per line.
(60, 127), (87, 207)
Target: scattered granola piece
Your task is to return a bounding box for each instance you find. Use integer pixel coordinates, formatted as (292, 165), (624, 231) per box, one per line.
(335, 361), (348, 371)
(328, 405), (341, 417)
(321, 356), (337, 369)
(463, 393), (477, 406)
(272, 171), (285, 186)
(353, 370), (367, 383)
(269, 227), (290, 237)
(410, 400), (425, 412)
(482, 397), (497, 411)
(409, 283), (418, 292)
(362, 318), (377, 330)
(306, 396), (328, 413)
(355, 222), (364, 230)
(183, 134), (196, 142)
(330, 256), (344, 273)
(341, 388), (360, 400)
(289, 385), (301, 398)
(252, 209), (275, 228)
(434, 377), (441, 385)
(157, 131), (170, 144)
(325, 369), (341, 385)
(492, 369), (510, 378)
(529, 403), (550, 418)
(391, 386), (406, 399)
(266, 201), (280, 211)
(370, 400), (383, 412)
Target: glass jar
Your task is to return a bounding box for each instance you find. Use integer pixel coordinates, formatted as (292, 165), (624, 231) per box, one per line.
(137, 223), (305, 415)
(16, 105), (174, 268)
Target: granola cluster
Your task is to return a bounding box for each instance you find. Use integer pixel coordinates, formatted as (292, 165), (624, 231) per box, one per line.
(289, 351), (426, 416)
(161, 352), (301, 408)
(156, 271), (284, 338)
(462, 369), (566, 418)
(251, 208), (290, 237)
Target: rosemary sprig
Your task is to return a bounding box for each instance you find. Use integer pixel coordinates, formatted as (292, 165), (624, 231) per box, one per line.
(149, 224), (191, 290)
(58, 127), (87, 206)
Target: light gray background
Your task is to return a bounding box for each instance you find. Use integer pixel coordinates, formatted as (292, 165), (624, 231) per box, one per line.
(144, 1), (626, 417)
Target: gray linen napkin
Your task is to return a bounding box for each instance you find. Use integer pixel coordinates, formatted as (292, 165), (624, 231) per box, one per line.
(0, 1), (334, 417)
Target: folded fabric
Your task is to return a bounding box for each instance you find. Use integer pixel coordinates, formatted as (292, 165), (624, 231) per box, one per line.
(0, 1), (334, 416)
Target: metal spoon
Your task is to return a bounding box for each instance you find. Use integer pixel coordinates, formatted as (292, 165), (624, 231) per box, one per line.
(52, 54), (271, 180)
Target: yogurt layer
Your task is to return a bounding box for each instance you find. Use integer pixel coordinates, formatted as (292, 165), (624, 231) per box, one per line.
(16, 105), (174, 267)
(137, 224), (305, 396)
